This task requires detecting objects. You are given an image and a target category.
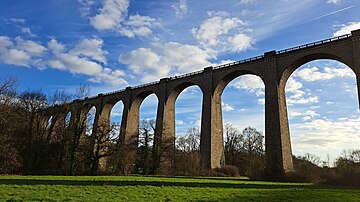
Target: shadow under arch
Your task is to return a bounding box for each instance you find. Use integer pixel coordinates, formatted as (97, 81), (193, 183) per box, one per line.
(282, 58), (359, 163)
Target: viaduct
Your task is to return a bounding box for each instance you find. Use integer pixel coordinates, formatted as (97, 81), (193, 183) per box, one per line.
(51, 29), (360, 178)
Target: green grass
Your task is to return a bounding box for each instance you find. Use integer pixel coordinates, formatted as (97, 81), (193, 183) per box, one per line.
(0, 175), (359, 201)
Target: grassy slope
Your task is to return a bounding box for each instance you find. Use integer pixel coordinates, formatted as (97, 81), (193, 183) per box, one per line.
(0, 175), (359, 202)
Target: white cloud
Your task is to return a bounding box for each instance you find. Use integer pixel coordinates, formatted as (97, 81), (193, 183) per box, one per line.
(172, 0), (188, 18)
(47, 38), (127, 86)
(0, 36), (46, 67)
(21, 27), (36, 37)
(69, 37), (108, 64)
(176, 120), (186, 125)
(120, 41), (212, 82)
(291, 116), (360, 158)
(119, 14), (157, 38)
(90, 0), (129, 30)
(14, 37), (47, 57)
(294, 66), (355, 81)
(228, 33), (253, 52)
(231, 75), (264, 95)
(285, 77), (318, 105)
(191, 11), (253, 53)
(78, 0), (95, 17)
(240, 0), (257, 4)
(287, 94), (318, 105)
(84, 0), (157, 38)
(285, 77), (303, 92)
(2, 49), (31, 67)
(289, 110), (319, 120)
(222, 102), (235, 112)
(8, 18), (26, 24)
(257, 98), (265, 105)
(333, 22), (360, 36)
(326, 0), (341, 4)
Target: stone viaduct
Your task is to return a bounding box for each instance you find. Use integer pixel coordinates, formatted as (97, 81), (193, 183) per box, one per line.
(52, 29), (360, 178)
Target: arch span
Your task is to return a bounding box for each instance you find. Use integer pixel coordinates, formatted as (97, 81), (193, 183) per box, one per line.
(284, 59), (359, 162)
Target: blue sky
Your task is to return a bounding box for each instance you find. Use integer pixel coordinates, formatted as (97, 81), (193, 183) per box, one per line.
(1, 0), (360, 164)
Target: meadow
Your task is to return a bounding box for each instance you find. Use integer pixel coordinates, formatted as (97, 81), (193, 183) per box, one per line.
(0, 175), (359, 201)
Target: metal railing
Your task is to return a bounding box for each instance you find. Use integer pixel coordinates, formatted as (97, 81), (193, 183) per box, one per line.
(169, 69), (204, 80)
(132, 81), (160, 89)
(212, 55), (264, 70)
(103, 89), (125, 96)
(277, 34), (351, 54)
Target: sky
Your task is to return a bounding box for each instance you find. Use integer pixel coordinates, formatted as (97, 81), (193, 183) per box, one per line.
(1, 0), (360, 165)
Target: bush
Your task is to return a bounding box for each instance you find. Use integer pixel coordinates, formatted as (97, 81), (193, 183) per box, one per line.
(322, 164), (360, 186)
(214, 165), (240, 177)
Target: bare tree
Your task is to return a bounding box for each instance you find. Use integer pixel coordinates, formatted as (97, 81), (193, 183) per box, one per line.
(242, 127), (264, 155)
(17, 89), (48, 172)
(0, 77), (21, 174)
(80, 121), (120, 175)
(137, 119), (155, 174)
(299, 153), (321, 166)
(0, 76), (17, 96)
(223, 123), (243, 165)
(74, 84), (91, 100)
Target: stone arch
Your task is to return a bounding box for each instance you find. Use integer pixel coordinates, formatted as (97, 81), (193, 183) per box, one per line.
(166, 82), (204, 138)
(282, 58), (359, 162)
(101, 98), (124, 127)
(169, 82), (204, 104)
(214, 70), (265, 97)
(213, 71), (265, 168)
(126, 90), (159, 145)
(169, 82), (204, 172)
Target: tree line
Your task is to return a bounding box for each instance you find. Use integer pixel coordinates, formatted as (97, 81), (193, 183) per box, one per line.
(0, 76), (359, 185)
(0, 76), (265, 176)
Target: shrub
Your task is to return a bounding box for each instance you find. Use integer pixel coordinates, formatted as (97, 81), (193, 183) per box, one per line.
(322, 163), (360, 186)
(214, 165), (240, 177)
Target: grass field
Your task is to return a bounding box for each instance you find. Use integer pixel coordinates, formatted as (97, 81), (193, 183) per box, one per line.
(0, 175), (359, 201)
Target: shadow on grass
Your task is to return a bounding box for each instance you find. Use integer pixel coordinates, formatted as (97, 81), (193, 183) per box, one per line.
(0, 178), (331, 190)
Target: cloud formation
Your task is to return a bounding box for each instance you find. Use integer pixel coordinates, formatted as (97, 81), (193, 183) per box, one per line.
(191, 11), (253, 53)
(119, 41), (212, 82)
(82, 0), (157, 38)
(333, 21), (360, 36)
(47, 38), (127, 86)
(0, 36), (127, 86)
(90, 0), (129, 30)
(172, 0), (188, 18)
(294, 66), (355, 81)
(326, 0), (341, 4)
(0, 36), (46, 67)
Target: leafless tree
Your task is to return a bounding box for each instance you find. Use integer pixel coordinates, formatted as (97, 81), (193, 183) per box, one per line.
(242, 126), (264, 154)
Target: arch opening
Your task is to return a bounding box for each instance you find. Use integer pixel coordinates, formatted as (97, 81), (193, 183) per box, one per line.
(85, 106), (96, 136)
(136, 93), (159, 175)
(284, 59), (360, 167)
(65, 111), (71, 127)
(174, 85), (203, 175)
(47, 116), (53, 129)
(108, 100), (124, 140)
(219, 74), (265, 176)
